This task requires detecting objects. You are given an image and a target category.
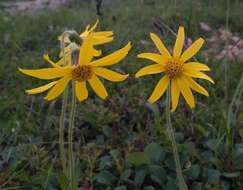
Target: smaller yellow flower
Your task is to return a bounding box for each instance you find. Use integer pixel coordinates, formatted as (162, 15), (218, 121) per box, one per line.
(80, 19), (114, 46)
(19, 35), (131, 101)
(135, 26), (214, 111)
(58, 19), (113, 59)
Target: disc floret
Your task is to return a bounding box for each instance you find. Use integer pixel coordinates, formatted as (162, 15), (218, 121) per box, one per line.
(165, 58), (183, 79)
(71, 65), (93, 81)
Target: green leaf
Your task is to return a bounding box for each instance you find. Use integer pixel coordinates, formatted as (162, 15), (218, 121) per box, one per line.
(126, 152), (150, 166)
(238, 112), (243, 126)
(96, 170), (116, 185)
(102, 126), (113, 137)
(99, 156), (112, 169)
(206, 169), (221, 184)
(185, 165), (201, 179)
(191, 182), (202, 190)
(57, 172), (69, 190)
(144, 143), (164, 163)
(120, 169), (132, 181)
(150, 167), (166, 186)
(166, 177), (178, 190)
(233, 153), (243, 170)
(110, 149), (121, 158)
(114, 186), (127, 190)
(144, 186), (155, 190)
(238, 128), (243, 139)
(205, 139), (218, 151)
(220, 180), (230, 190)
(135, 169), (147, 185)
(222, 172), (240, 178)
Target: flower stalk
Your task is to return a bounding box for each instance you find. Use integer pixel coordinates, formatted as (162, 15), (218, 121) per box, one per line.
(59, 31), (71, 174)
(59, 88), (68, 173)
(68, 81), (77, 190)
(165, 84), (188, 190)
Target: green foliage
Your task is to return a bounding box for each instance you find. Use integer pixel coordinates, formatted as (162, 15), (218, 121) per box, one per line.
(0, 0), (243, 189)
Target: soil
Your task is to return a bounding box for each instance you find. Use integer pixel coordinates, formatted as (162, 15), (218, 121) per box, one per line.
(0, 0), (71, 13)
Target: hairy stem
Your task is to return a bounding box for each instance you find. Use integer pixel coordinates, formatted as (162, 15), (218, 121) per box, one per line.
(59, 32), (70, 173)
(59, 88), (68, 173)
(166, 85), (188, 190)
(68, 82), (77, 190)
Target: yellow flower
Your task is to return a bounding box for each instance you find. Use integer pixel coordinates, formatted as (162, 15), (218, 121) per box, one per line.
(135, 26), (214, 111)
(19, 35), (131, 101)
(58, 19), (113, 59)
(80, 19), (113, 46)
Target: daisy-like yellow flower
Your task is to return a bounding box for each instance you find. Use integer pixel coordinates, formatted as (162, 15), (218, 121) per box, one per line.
(135, 26), (214, 111)
(19, 35), (131, 101)
(80, 19), (113, 46)
(59, 19), (113, 59)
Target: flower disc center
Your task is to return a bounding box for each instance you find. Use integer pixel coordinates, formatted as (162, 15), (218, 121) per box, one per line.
(165, 59), (183, 79)
(72, 65), (93, 81)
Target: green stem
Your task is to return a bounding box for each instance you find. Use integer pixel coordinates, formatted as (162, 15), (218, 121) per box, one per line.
(59, 32), (70, 173)
(165, 85), (188, 190)
(68, 82), (77, 190)
(59, 88), (68, 173)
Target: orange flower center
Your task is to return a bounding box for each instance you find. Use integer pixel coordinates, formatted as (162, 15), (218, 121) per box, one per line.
(165, 59), (183, 79)
(71, 65), (93, 81)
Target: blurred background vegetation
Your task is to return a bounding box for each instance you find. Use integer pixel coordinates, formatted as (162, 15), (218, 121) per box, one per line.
(0, 0), (243, 189)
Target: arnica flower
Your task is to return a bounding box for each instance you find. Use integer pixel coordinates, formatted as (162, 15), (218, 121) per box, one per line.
(135, 26), (214, 111)
(19, 35), (131, 101)
(80, 19), (113, 46)
(59, 19), (113, 59)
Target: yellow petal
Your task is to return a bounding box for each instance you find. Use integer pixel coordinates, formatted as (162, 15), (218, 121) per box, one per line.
(78, 35), (94, 65)
(80, 20), (114, 46)
(148, 75), (169, 104)
(173, 26), (185, 58)
(185, 76), (209, 96)
(88, 75), (108, 99)
(75, 81), (88, 101)
(150, 33), (171, 59)
(94, 31), (113, 37)
(18, 67), (71, 80)
(181, 38), (204, 62)
(43, 54), (61, 68)
(135, 64), (165, 78)
(171, 79), (180, 112)
(44, 76), (71, 101)
(183, 70), (214, 84)
(92, 48), (102, 57)
(94, 67), (129, 82)
(80, 30), (89, 39)
(91, 31), (114, 45)
(89, 42), (132, 67)
(92, 36), (114, 45)
(183, 62), (210, 71)
(137, 53), (167, 65)
(26, 81), (58, 94)
(90, 19), (99, 32)
(176, 76), (195, 109)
